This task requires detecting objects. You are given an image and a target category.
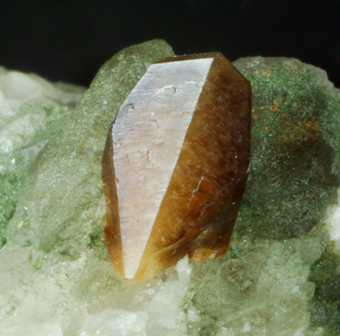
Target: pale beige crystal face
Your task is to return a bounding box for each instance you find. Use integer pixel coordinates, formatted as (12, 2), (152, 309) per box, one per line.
(112, 59), (213, 279)
(102, 53), (251, 283)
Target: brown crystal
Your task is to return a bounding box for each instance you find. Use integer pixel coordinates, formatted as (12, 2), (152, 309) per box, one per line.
(102, 52), (251, 283)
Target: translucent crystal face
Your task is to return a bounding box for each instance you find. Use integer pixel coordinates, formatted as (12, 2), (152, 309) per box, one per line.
(102, 52), (251, 283)
(111, 59), (213, 279)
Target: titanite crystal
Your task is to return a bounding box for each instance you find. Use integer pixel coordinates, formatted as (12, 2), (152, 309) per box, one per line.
(102, 52), (251, 283)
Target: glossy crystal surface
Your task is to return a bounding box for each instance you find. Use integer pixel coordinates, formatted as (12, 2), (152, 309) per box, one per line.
(102, 53), (251, 282)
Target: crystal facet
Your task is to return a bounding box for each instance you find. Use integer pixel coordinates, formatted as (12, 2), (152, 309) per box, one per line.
(102, 53), (251, 283)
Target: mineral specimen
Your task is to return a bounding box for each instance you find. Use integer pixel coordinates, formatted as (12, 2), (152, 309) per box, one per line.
(102, 53), (251, 282)
(2, 39), (340, 336)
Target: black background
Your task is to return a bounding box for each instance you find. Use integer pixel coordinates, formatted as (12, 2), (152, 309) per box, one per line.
(1, 0), (339, 87)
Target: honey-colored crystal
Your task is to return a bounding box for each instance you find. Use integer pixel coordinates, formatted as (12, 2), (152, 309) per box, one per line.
(102, 53), (251, 283)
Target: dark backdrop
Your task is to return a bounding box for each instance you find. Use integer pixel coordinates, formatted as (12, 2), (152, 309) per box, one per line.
(1, 0), (339, 87)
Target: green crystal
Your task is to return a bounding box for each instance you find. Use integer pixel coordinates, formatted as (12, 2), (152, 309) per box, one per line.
(0, 172), (22, 247)
(234, 58), (340, 239)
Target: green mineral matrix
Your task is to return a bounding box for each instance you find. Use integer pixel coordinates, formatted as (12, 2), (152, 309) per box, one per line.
(0, 39), (340, 335)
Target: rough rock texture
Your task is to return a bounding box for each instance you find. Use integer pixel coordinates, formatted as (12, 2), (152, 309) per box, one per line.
(234, 57), (340, 240)
(103, 53), (251, 282)
(0, 41), (340, 335)
(0, 67), (85, 249)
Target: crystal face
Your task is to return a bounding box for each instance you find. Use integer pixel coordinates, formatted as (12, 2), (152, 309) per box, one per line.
(102, 52), (251, 283)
